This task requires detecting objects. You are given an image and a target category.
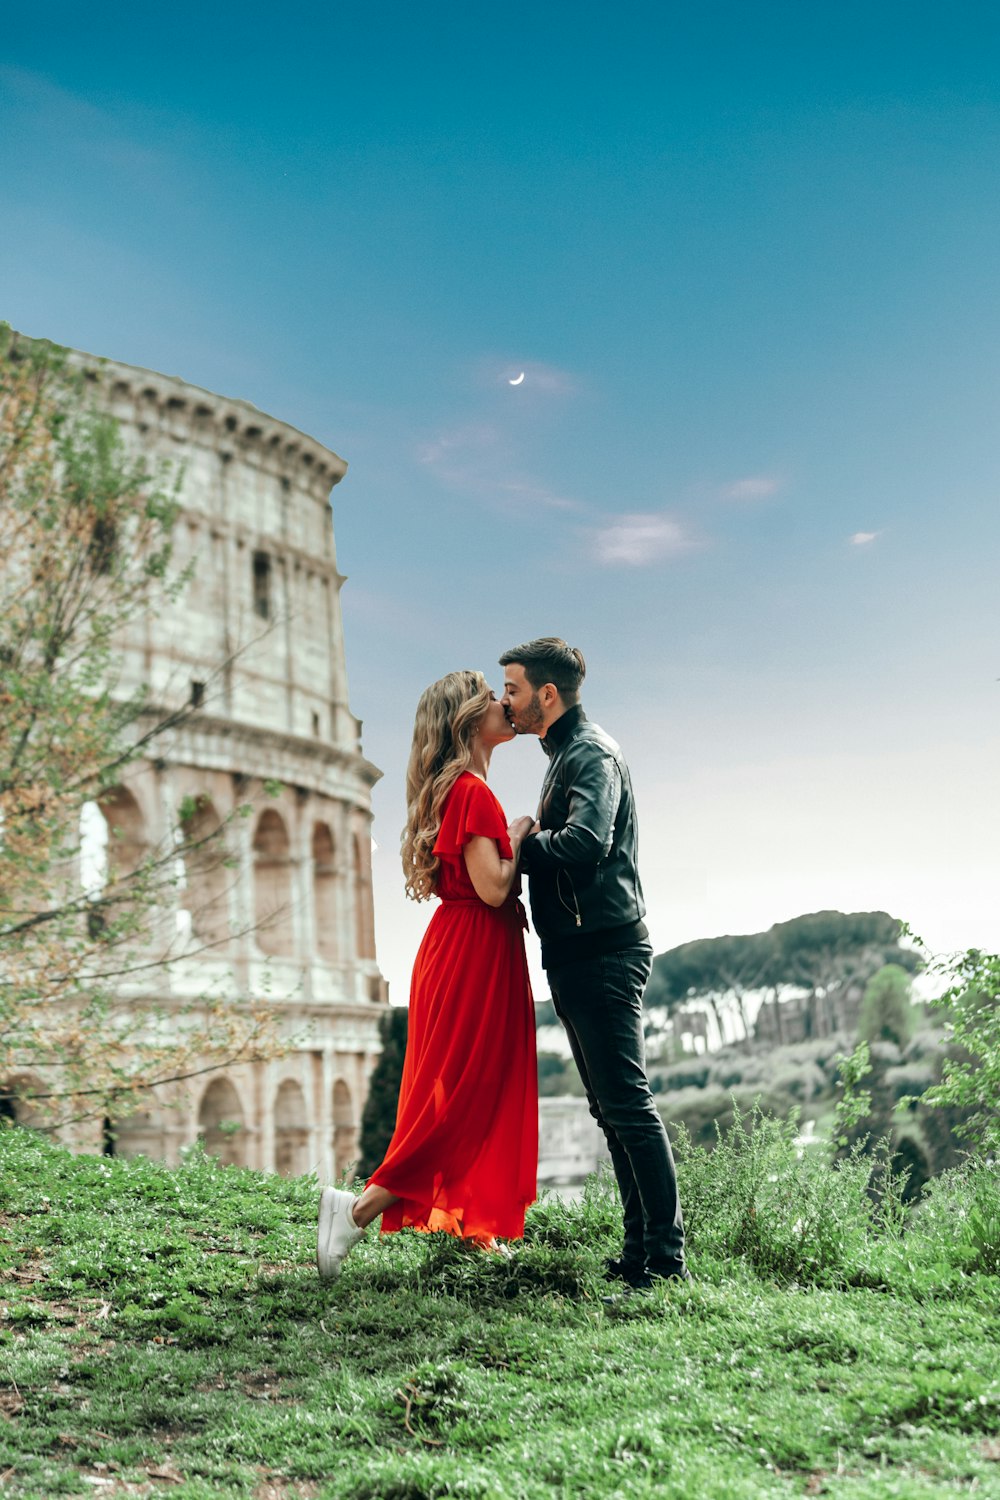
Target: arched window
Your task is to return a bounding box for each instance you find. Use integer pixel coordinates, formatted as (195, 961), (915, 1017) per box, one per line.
(197, 1078), (246, 1167)
(106, 1109), (161, 1161)
(353, 830), (374, 961)
(253, 810), (293, 956)
(312, 822), (338, 962)
(274, 1079), (308, 1176)
(252, 550), (271, 619)
(97, 786), (147, 880)
(0, 1075), (45, 1130)
(79, 788), (147, 938)
(333, 1078), (357, 1182)
(180, 796), (230, 947)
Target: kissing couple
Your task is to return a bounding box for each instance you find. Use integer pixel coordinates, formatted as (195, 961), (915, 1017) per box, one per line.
(318, 637), (688, 1293)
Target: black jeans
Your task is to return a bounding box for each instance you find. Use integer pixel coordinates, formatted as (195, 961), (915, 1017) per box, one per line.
(547, 944), (686, 1275)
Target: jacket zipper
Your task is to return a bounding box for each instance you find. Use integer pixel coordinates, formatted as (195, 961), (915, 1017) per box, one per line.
(557, 869), (582, 928)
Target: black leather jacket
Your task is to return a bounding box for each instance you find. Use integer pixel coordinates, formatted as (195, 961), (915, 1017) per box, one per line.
(520, 705), (647, 964)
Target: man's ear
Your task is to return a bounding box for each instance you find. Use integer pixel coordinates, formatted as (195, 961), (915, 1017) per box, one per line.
(541, 682), (559, 710)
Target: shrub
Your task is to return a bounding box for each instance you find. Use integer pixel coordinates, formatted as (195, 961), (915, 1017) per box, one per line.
(919, 947), (1000, 1157)
(908, 1156), (1000, 1276)
(652, 1059), (711, 1092)
(661, 1086), (792, 1151)
(673, 1100), (908, 1286)
(886, 1061), (935, 1103)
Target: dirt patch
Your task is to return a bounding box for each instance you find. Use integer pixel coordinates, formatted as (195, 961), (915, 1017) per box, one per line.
(0, 1389), (25, 1418)
(240, 1368), (288, 1401)
(252, 1476), (320, 1500)
(65, 1461), (186, 1495)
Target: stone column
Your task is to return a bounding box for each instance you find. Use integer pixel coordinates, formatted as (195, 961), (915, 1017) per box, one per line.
(294, 790), (314, 998)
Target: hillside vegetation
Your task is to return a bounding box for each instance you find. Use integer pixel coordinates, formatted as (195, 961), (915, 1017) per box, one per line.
(2, 1117), (999, 1499)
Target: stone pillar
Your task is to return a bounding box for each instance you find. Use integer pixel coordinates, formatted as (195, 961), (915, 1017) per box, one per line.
(294, 790), (314, 995)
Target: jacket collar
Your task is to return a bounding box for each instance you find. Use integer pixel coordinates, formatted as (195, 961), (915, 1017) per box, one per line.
(540, 703), (586, 757)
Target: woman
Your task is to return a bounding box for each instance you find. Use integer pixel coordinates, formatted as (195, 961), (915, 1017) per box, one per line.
(317, 670), (538, 1281)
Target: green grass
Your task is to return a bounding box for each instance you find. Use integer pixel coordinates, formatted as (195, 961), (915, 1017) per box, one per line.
(1, 1127), (998, 1499)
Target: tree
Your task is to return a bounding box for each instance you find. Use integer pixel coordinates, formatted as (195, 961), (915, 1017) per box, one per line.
(919, 947), (1000, 1157)
(773, 912), (917, 1032)
(646, 912), (918, 1049)
(0, 327), (276, 1132)
(646, 931), (772, 1045)
(770, 910), (920, 1037)
(357, 1006), (408, 1177)
(858, 963), (917, 1048)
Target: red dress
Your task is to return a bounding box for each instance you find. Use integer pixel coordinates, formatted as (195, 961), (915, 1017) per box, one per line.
(370, 772), (538, 1241)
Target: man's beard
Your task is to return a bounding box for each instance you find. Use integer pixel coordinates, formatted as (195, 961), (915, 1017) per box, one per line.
(513, 691), (545, 734)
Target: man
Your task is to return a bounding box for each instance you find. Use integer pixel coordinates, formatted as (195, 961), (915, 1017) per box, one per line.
(500, 637), (688, 1289)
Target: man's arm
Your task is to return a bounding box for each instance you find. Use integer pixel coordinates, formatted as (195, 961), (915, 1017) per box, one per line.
(520, 743), (621, 870)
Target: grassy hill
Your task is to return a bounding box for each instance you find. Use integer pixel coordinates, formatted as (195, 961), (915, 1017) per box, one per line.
(1, 1119), (998, 1499)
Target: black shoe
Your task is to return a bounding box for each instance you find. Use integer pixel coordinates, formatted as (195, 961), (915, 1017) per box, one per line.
(600, 1266), (691, 1307)
(646, 1264), (692, 1284)
(602, 1256), (647, 1288)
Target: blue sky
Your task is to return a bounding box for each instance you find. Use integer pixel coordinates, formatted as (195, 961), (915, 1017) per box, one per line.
(2, 3), (998, 1001)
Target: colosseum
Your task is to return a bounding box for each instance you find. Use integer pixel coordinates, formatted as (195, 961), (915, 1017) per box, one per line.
(31, 348), (389, 1179)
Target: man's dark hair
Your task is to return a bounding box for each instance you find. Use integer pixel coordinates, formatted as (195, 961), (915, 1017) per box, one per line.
(499, 637), (586, 703)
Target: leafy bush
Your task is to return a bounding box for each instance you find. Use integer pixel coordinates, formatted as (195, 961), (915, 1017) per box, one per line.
(651, 1059), (710, 1092)
(886, 1061), (936, 1102)
(919, 947), (1000, 1156)
(909, 1156), (1000, 1276)
(660, 1085), (792, 1150)
(673, 1100), (908, 1286)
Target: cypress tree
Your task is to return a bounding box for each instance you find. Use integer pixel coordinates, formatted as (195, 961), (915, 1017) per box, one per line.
(357, 1006), (408, 1177)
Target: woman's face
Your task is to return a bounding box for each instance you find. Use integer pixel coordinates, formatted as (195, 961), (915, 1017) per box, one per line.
(476, 691), (517, 747)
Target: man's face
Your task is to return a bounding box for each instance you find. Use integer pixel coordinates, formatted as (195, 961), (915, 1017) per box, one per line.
(501, 663), (547, 735)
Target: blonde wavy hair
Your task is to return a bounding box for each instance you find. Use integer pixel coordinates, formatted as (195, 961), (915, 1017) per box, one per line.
(401, 670), (494, 901)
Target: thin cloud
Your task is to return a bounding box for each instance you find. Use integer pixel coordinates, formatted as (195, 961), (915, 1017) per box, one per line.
(590, 513), (695, 567)
(0, 66), (168, 177)
(415, 423), (578, 512)
(415, 423), (499, 468)
(849, 531), (880, 546)
(722, 475), (781, 501)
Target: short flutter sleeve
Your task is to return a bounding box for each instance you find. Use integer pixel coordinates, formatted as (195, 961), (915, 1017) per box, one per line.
(434, 774), (513, 861)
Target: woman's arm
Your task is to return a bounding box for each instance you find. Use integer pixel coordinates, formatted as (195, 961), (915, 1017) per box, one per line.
(464, 816), (534, 907)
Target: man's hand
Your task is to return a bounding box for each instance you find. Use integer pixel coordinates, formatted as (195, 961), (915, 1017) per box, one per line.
(508, 815), (536, 845)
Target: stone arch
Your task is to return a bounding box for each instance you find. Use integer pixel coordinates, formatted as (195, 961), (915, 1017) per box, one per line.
(253, 809), (293, 956)
(97, 786), (148, 880)
(274, 1079), (308, 1176)
(180, 795), (230, 947)
(333, 1078), (358, 1182)
(353, 828), (374, 961)
(107, 1109), (161, 1160)
(312, 822), (338, 962)
(197, 1077), (246, 1167)
(0, 1075), (45, 1130)
(79, 787), (148, 940)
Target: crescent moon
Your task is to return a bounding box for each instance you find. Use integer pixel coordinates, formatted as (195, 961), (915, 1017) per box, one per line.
(509, 372), (525, 386)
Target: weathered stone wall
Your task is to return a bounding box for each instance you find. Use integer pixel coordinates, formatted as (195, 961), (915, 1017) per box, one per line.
(63, 353), (388, 1180)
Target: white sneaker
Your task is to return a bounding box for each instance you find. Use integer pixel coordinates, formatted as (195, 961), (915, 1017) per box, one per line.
(317, 1187), (364, 1282)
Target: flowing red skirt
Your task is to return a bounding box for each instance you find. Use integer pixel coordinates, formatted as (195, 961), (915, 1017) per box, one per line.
(369, 896), (538, 1241)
